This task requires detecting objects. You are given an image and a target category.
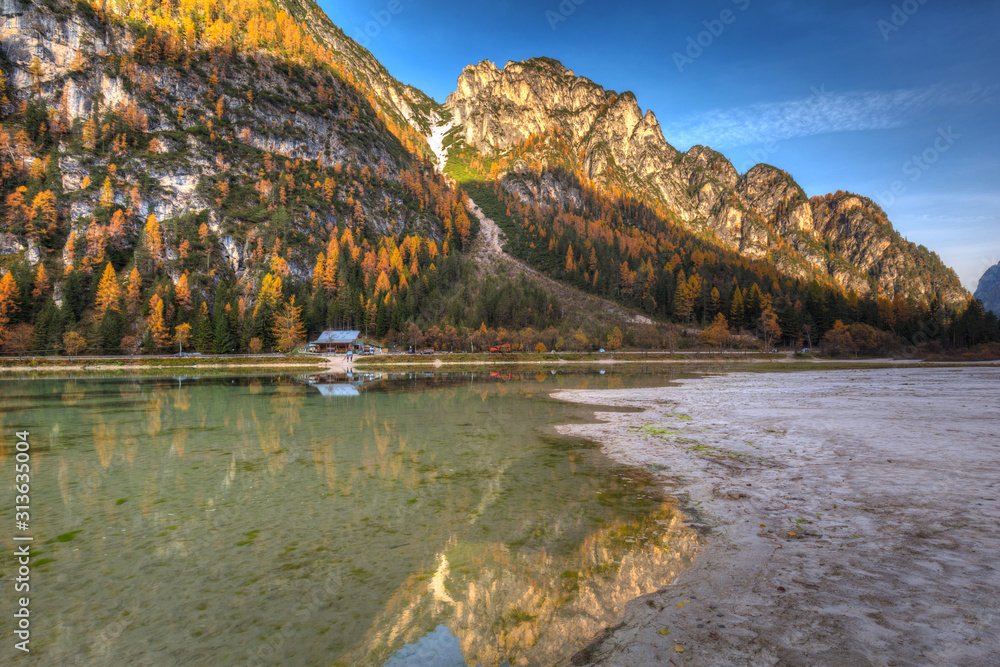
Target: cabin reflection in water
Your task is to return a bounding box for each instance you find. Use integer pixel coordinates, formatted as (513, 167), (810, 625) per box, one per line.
(306, 372), (384, 397)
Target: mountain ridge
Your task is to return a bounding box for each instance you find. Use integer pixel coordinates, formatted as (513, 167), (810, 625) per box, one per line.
(443, 56), (967, 306)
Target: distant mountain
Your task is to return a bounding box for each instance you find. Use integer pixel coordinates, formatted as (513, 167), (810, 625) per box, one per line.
(444, 57), (968, 306)
(975, 262), (1000, 314)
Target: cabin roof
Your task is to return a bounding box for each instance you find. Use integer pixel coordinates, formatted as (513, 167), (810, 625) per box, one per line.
(311, 330), (361, 345)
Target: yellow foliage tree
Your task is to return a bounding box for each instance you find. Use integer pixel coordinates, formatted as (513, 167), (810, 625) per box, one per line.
(144, 213), (164, 268)
(30, 190), (57, 240)
(62, 331), (87, 356)
(125, 266), (142, 317)
(272, 296), (306, 353)
(147, 294), (171, 350)
(174, 323), (193, 353)
(254, 272), (283, 317)
(95, 262), (122, 318)
(99, 177), (114, 208)
(698, 313), (731, 351)
(0, 272), (18, 344)
(31, 263), (50, 300)
(606, 326), (623, 350)
(176, 272), (192, 310)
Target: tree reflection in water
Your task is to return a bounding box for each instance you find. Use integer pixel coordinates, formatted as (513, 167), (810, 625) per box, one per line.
(0, 370), (700, 666)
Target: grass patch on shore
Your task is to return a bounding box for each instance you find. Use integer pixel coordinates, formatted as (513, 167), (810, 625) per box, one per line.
(0, 355), (327, 378)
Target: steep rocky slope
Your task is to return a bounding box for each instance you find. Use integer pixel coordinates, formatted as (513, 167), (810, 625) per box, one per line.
(445, 58), (967, 305)
(276, 0), (437, 137)
(975, 262), (1000, 314)
(0, 0), (443, 281)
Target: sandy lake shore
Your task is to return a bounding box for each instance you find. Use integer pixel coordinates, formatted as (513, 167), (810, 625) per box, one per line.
(553, 367), (1000, 666)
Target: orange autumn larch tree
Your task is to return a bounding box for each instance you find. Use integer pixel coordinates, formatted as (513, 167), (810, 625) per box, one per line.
(272, 296), (306, 353)
(176, 272), (192, 310)
(125, 266), (142, 317)
(143, 213), (164, 268)
(0, 272), (18, 344)
(94, 263), (122, 319)
(31, 263), (50, 300)
(147, 294), (171, 350)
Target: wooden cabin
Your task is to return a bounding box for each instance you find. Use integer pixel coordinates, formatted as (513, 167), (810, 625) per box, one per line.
(308, 330), (361, 354)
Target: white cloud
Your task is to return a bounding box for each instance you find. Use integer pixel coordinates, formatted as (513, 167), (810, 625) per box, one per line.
(664, 84), (994, 148)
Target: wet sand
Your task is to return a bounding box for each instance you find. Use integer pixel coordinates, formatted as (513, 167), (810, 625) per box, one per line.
(553, 367), (1000, 666)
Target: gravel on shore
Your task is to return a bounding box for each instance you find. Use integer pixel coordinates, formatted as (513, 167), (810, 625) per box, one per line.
(553, 367), (1000, 666)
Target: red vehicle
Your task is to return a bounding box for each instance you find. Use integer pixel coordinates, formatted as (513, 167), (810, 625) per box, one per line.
(489, 344), (512, 354)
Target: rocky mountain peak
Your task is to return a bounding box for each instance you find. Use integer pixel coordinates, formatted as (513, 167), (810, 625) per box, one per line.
(975, 262), (1000, 314)
(442, 56), (967, 305)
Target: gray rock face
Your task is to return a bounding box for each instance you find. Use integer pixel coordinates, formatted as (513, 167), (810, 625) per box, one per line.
(0, 0), (445, 284)
(975, 262), (1000, 314)
(444, 58), (968, 305)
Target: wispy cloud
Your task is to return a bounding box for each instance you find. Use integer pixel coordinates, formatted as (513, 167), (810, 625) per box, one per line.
(663, 83), (997, 148)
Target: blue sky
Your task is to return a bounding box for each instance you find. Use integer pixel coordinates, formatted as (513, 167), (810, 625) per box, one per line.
(319, 0), (1000, 291)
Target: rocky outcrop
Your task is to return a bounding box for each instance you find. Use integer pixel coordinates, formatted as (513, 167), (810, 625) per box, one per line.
(278, 0), (435, 136)
(444, 58), (968, 305)
(975, 262), (1000, 315)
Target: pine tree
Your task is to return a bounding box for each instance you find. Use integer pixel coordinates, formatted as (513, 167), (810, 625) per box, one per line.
(212, 313), (233, 354)
(730, 285), (745, 330)
(746, 283), (764, 323)
(194, 302), (213, 353)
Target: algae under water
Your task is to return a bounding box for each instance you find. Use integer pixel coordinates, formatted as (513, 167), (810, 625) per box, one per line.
(0, 370), (701, 666)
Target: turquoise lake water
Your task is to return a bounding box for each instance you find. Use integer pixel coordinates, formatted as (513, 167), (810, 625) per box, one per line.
(0, 370), (700, 666)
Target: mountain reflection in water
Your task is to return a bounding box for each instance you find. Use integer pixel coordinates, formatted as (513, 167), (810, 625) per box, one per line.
(0, 370), (700, 666)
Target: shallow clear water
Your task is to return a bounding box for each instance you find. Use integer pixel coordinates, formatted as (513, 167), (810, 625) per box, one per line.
(0, 370), (700, 666)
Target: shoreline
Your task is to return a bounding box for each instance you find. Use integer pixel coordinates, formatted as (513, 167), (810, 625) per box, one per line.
(0, 355), (346, 376)
(0, 352), (996, 377)
(553, 366), (1000, 666)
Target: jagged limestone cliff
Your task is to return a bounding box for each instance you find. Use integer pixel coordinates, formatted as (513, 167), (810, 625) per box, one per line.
(0, 0), (445, 284)
(445, 57), (967, 305)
